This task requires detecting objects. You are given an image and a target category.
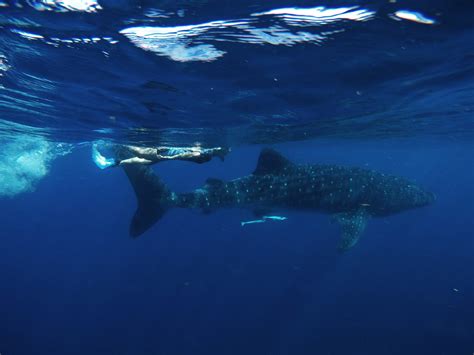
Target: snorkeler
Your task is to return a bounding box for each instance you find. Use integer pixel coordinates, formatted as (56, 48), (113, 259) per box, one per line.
(116, 145), (230, 165)
(92, 143), (230, 169)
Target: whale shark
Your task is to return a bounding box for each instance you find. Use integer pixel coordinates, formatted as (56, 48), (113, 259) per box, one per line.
(123, 148), (435, 251)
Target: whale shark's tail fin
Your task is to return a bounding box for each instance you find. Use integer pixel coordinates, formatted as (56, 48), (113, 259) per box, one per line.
(123, 165), (173, 238)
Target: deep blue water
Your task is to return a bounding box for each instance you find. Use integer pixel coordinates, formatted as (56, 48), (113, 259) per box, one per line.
(1, 141), (473, 354)
(0, 0), (473, 354)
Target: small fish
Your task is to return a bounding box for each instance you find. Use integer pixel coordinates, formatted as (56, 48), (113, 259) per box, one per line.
(241, 219), (266, 227)
(263, 215), (287, 221)
(241, 215), (287, 226)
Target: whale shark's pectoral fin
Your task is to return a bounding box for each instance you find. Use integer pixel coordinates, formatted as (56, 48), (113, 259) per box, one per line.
(334, 210), (369, 252)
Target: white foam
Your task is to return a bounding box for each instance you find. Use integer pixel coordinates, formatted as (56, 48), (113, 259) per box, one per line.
(0, 135), (71, 197)
(30, 0), (102, 12)
(120, 6), (374, 62)
(120, 22), (242, 62)
(11, 29), (45, 40)
(0, 54), (8, 77)
(252, 6), (375, 25)
(392, 10), (436, 25)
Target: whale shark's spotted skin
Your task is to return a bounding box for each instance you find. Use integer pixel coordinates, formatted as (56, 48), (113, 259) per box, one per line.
(181, 164), (432, 217)
(124, 149), (435, 251)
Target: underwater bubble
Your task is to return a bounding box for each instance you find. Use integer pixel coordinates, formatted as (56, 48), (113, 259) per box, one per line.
(0, 134), (71, 197)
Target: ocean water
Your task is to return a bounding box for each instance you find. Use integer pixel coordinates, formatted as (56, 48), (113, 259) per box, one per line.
(0, 1), (473, 354)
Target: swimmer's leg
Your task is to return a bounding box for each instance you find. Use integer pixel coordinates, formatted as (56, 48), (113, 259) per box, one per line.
(214, 147), (230, 161)
(118, 157), (155, 166)
(124, 145), (157, 157)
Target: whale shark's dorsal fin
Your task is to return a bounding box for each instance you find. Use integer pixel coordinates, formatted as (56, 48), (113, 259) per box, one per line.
(253, 148), (293, 175)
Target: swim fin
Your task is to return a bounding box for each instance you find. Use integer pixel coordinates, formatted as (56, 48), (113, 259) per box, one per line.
(92, 144), (117, 169)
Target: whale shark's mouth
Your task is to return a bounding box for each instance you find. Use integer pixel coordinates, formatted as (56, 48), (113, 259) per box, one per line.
(426, 191), (436, 204)
(413, 189), (436, 208)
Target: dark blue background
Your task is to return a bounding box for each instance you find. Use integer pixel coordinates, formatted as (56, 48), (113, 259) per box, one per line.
(1, 140), (473, 355)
